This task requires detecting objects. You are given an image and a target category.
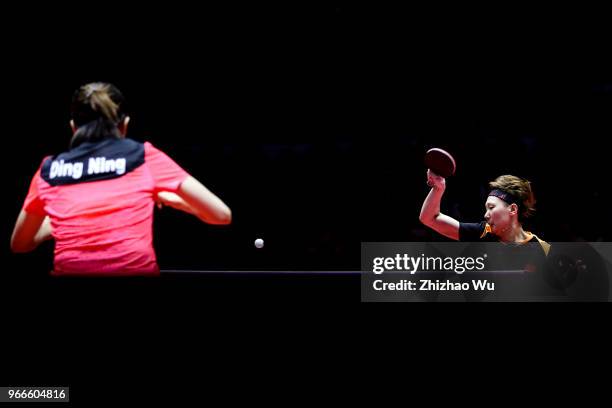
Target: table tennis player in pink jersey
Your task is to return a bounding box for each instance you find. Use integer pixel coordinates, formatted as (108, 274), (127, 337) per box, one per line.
(11, 82), (232, 276)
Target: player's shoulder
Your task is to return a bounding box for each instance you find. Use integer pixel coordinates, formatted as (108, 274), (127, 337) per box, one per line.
(460, 220), (487, 229)
(40, 154), (54, 167)
(39, 154), (55, 179)
(459, 220), (489, 241)
(529, 233), (551, 256)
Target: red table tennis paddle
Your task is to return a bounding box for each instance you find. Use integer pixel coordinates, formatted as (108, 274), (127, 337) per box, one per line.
(425, 148), (456, 186)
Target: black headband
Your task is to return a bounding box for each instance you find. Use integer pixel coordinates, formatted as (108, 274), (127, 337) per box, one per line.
(488, 189), (521, 208)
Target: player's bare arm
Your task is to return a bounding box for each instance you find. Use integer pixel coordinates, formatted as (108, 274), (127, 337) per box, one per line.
(419, 169), (459, 240)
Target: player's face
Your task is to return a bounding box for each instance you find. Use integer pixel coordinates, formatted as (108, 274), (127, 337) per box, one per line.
(484, 196), (512, 235)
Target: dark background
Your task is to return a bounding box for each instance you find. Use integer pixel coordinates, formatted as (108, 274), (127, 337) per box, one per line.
(3, 5), (612, 276)
(2, 4), (612, 400)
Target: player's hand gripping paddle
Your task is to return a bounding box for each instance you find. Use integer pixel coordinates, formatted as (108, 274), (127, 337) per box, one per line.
(425, 148), (456, 187)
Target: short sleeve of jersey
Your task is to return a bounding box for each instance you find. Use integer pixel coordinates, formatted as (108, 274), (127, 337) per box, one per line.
(144, 142), (190, 192)
(22, 162), (47, 216)
(459, 221), (487, 242)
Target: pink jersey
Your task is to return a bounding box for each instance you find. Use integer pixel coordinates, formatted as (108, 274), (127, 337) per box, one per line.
(23, 138), (189, 276)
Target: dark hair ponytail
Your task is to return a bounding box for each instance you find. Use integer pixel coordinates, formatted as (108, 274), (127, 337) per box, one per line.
(70, 82), (126, 148)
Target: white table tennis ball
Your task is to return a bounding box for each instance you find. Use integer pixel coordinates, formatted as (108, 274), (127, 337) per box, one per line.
(255, 238), (264, 249)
